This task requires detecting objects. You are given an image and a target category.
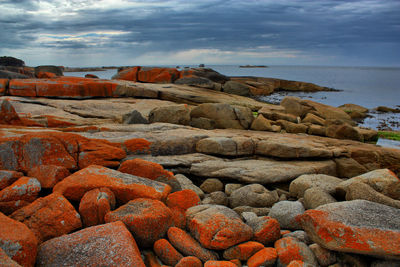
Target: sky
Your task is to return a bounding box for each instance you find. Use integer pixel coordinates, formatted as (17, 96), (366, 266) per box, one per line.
(1, 0), (400, 67)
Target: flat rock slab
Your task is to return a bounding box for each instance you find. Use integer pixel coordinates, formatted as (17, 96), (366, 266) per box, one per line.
(190, 158), (336, 184)
(298, 200), (400, 259)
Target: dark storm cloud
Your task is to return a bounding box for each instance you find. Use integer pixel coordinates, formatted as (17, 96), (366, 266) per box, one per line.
(1, 0), (399, 65)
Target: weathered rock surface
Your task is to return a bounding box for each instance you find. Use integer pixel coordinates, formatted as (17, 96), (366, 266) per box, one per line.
(186, 204), (253, 250)
(53, 165), (171, 203)
(269, 201), (305, 230)
(275, 237), (318, 266)
(289, 174), (343, 198)
(297, 200), (400, 259)
(36, 221), (145, 266)
(229, 184), (279, 208)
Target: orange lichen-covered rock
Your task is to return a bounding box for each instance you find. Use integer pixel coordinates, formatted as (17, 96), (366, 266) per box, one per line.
(0, 99), (23, 125)
(36, 72), (56, 79)
(8, 79), (37, 97)
(0, 79), (8, 95)
(0, 177), (41, 203)
(274, 237), (318, 266)
(167, 227), (218, 262)
(138, 67), (180, 83)
(0, 212), (38, 267)
(0, 247), (22, 267)
(118, 158), (174, 180)
(247, 247), (277, 267)
(79, 187), (116, 227)
(36, 221), (145, 267)
(153, 238), (184, 266)
(205, 260), (238, 267)
(112, 66), (141, 81)
(105, 198), (173, 248)
(123, 138), (152, 154)
(175, 256), (203, 267)
(10, 193), (82, 243)
(246, 216), (281, 245)
(223, 241), (265, 260)
(27, 165), (70, 189)
(0, 200), (30, 215)
(170, 207), (186, 228)
(0, 170), (23, 191)
(0, 133), (77, 172)
(166, 189), (201, 211)
(53, 165), (171, 203)
(186, 204), (253, 250)
(297, 200), (400, 259)
(286, 260), (308, 267)
(143, 250), (163, 267)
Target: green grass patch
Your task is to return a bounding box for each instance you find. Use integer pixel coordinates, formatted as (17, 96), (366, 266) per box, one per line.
(378, 131), (400, 141)
(252, 111), (258, 117)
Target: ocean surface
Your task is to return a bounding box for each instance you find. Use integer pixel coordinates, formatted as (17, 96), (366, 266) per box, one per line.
(65, 65), (400, 131)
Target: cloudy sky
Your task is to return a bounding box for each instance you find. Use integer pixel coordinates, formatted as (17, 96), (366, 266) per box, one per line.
(1, 0), (400, 67)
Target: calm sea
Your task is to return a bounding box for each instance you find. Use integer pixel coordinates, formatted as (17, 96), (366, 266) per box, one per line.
(65, 65), (400, 130)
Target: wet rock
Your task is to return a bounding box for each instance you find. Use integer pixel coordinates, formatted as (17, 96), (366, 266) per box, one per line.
(186, 204), (253, 250)
(289, 174), (343, 198)
(269, 201), (305, 230)
(297, 200), (400, 258)
(53, 165), (171, 203)
(36, 221), (145, 266)
(223, 241), (264, 260)
(79, 187), (116, 227)
(153, 238), (183, 266)
(200, 178), (224, 193)
(10, 193), (82, 243)
(104, 198), (173, 248)
(0, 212), (38, 267)
(275, 237), (318, 266)
(303, 187), (337, 209)
(309, 243), (337, 266)
(167, 227), (218, 262)
(247, 247), (277, 267)
(245, 215), (281, 245)
(27, 165), (70, 189)
(229, 184), (279, 208)
(149, 104), (191, 125)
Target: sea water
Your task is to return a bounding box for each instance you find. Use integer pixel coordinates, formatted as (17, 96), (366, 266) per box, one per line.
(65, 65), (400, 130)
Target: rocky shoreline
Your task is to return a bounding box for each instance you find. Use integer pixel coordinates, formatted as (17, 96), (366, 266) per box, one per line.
(0, 62), (400, 266)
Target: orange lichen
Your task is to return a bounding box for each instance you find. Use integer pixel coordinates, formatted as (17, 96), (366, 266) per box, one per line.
(153, 238), (183, 266)
(223, 241), (265, 260)
(204, 260), (238, 267)
(252, 217), (281, 245)
(275, 237), (304, 265)
(118, 158), (173, 180)
(79, 187), (115, 227)
(175, 256), (203, 267)
(166, 189), (201, 211)
(247, 247), (277, 267)
(123, 138), (152, 154)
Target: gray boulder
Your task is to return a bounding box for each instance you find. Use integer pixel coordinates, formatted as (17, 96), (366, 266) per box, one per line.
(268, 201), (305, 230)
(229, 184), (279, 208)
(303, 187), (337, 209)
(200, 178), (224, 193)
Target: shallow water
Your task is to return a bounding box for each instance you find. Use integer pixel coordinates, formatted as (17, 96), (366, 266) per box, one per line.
(64, 65), (400, 130)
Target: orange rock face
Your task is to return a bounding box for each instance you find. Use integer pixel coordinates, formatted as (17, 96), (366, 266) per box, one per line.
(223, 241), (265, 260)
(36, 221), (145, 267)
(0, 79), (8, 95)
(10, 193), (82, 243)
(246, 247), (277, 267)
(123, 138), (152, 154)
(0, 212), (38, 267)
(166, 189), (201, 211)
(204, 260), (238, 267)
(0, 99), (23, 125)
(36, 72), (57, 79)
(53, 165), (171, 203)
(27, 165), (70, 189)
(113, 66), (141, 81)
(118, 158), (174, 180)
(153, 238), (184, 266)
(0, 177), (41, 203)
(138, 67), (180, 83)
(252, 217), (281, 245)
(167, 227), (218, 262)
(0, 170), (23, 191)
(175, 256), (203, 267)
(187, 205), (253, 250)
(105, 198), (173, 248)
(79, 187), (116, 227)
